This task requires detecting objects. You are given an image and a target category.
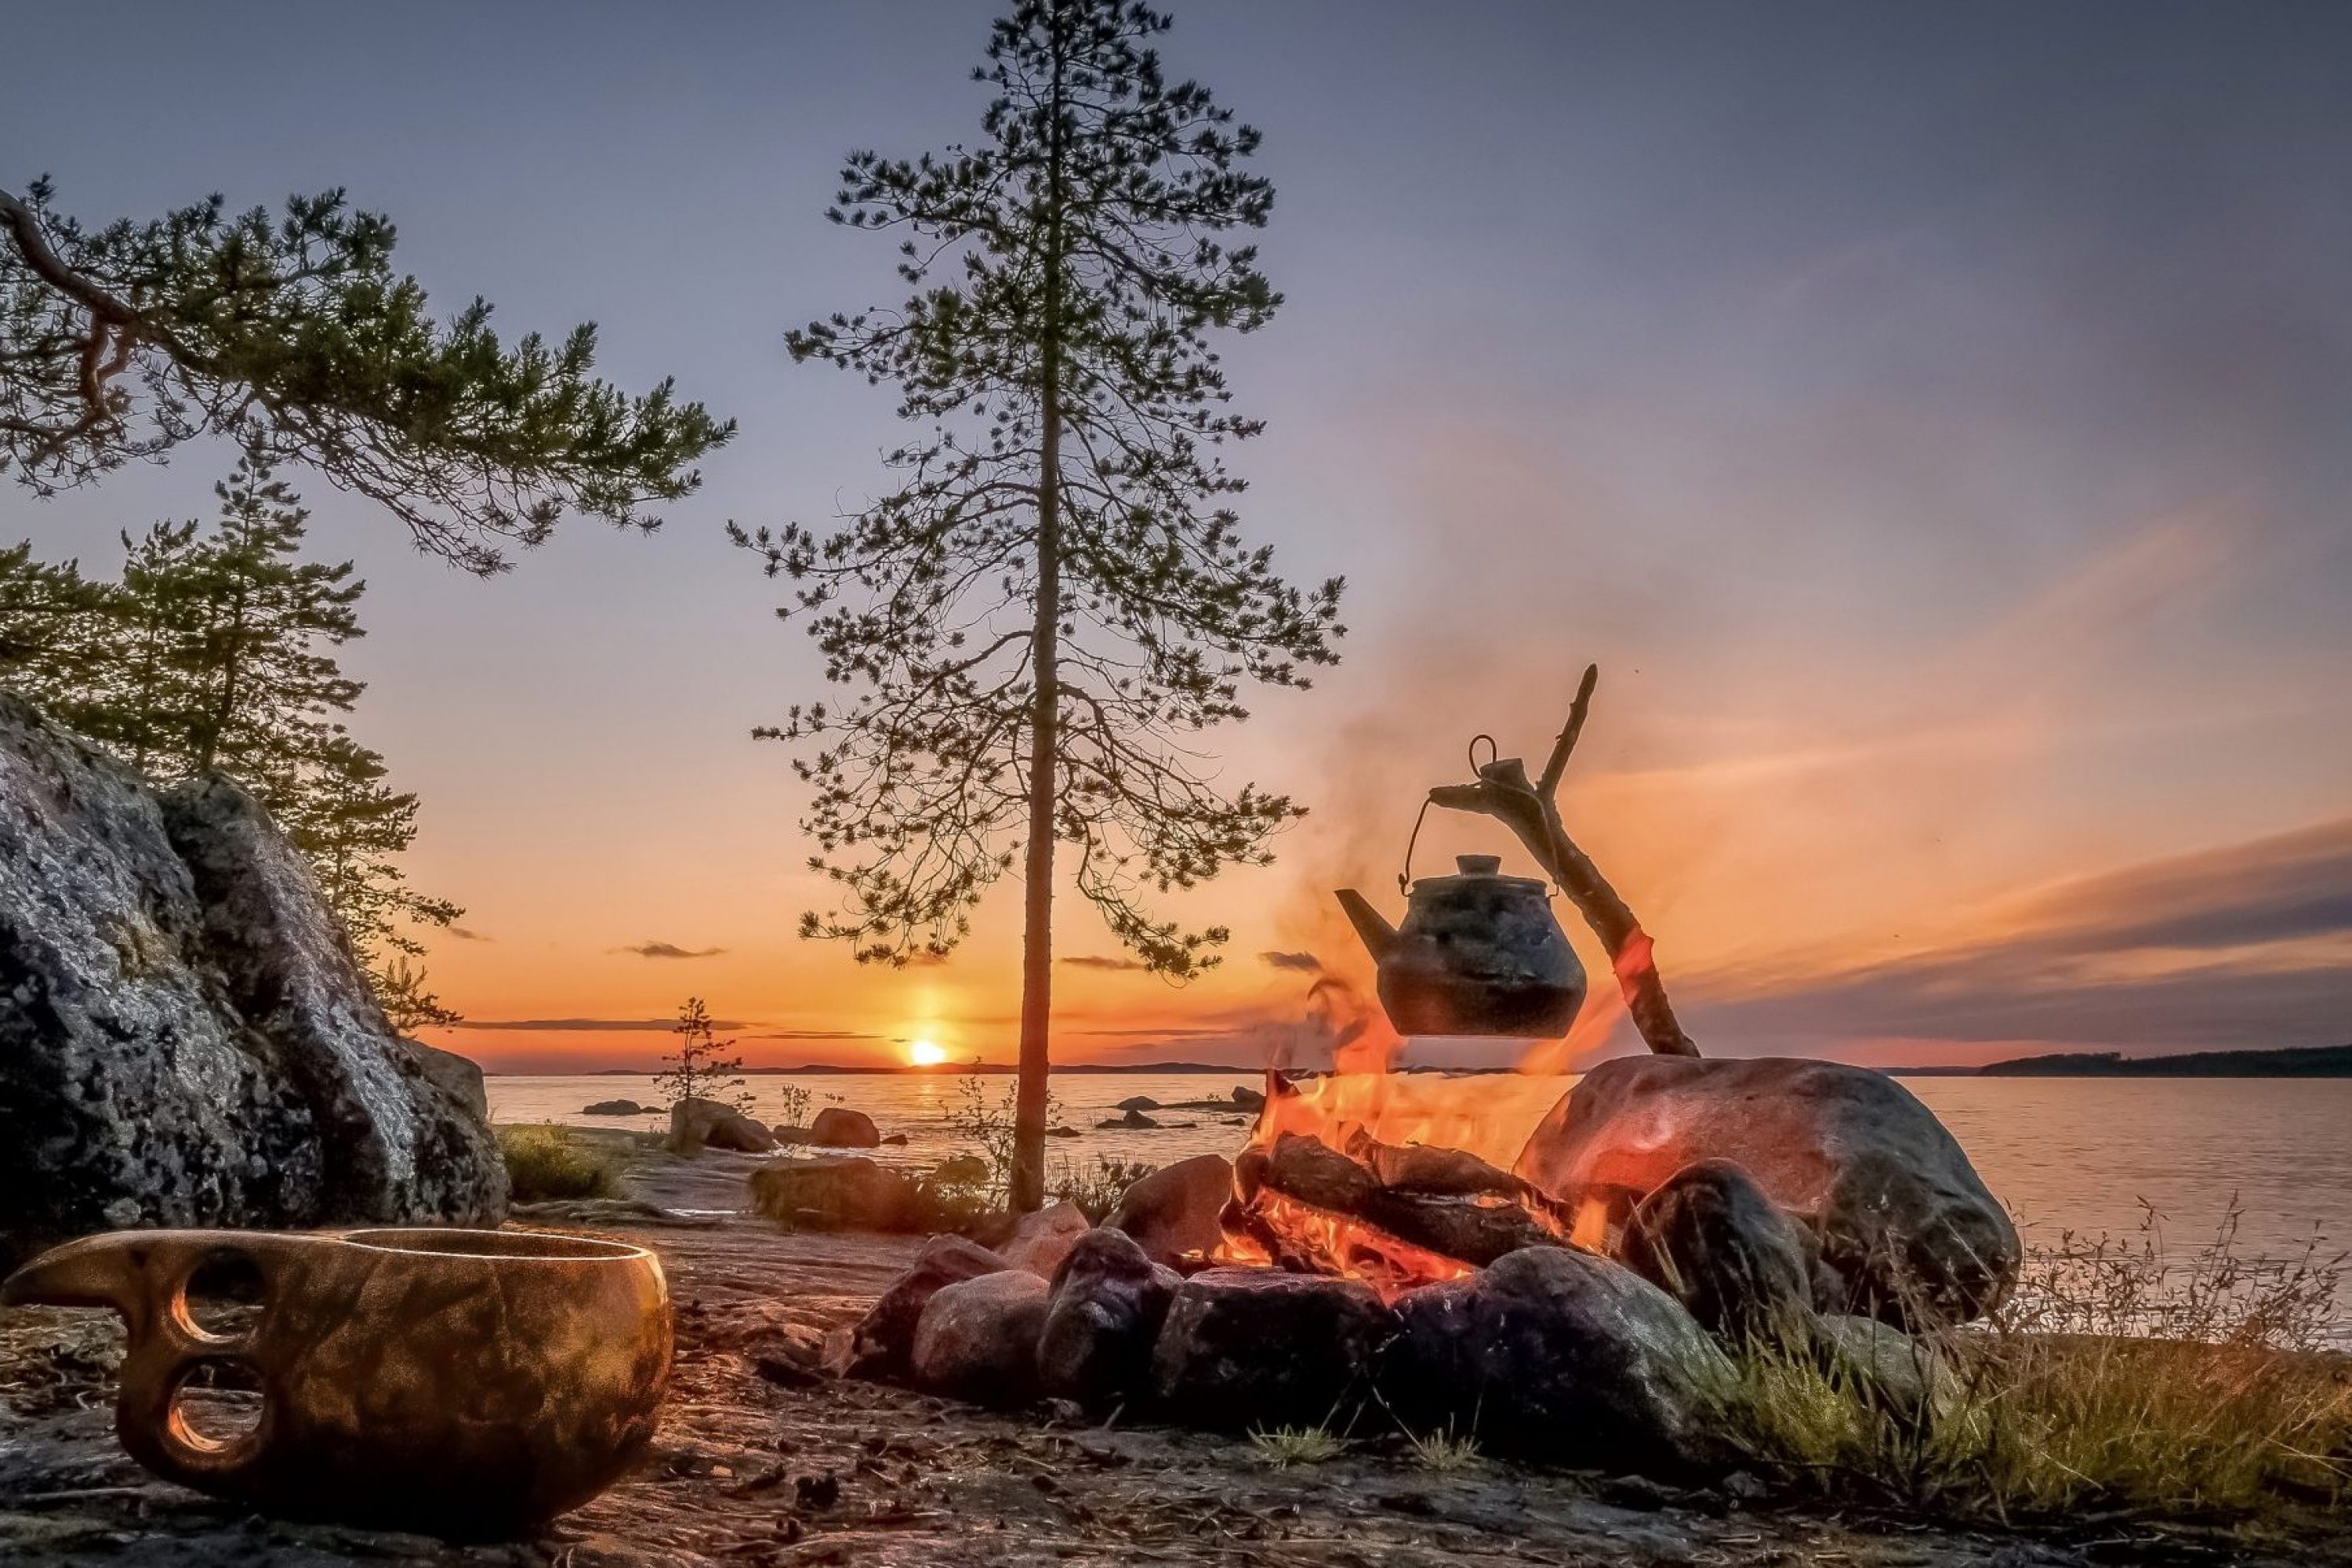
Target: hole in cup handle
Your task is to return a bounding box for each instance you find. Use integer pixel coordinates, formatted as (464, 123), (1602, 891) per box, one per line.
(125, 1348), (271, 1485)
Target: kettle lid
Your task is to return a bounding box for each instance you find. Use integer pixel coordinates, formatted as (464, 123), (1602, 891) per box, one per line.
(1410, 852), (1550, 894)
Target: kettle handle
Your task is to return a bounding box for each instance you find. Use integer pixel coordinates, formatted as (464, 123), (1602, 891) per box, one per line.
(1397, 734), (1562, 895)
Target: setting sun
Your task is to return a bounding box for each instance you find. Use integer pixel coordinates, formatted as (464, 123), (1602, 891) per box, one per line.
(906, 1039), (948, 1067)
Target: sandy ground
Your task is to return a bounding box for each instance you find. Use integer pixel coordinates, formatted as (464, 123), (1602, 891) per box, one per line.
(0, 1140), (2335, 1567)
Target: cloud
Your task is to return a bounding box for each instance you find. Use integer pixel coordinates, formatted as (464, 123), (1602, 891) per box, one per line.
(452, 1017), (745, 1033)
(748, 1029), (884, 1041)
(615, 941), (726, 960)
(1060, 954), (1149, 972)
(1689, 816), (2352, 1055)
(446, 927), (492, 942)
(1259, 950), (1323, 974)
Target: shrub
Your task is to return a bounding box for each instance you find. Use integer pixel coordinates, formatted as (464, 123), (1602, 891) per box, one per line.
(1051, 1155), (1156, 1222)
(499, 1125), (620, 1202)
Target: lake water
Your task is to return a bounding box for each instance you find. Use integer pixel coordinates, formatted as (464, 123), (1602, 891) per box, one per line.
(487, 1071), (2352, 1276)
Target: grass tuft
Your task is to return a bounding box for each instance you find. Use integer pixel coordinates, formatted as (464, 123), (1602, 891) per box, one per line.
(1405, 1425), (1483, 1472)
(1249, 1424), (1347, 1468)
(498, 1124), (621, 1202)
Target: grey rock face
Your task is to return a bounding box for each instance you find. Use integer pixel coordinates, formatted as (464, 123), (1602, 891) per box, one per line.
(911, 1269), (1052, 1407)
(1151, 1267), (1393, 1431)
(1517, 1056), (2019, 1327)
(1105, 1153), (1232, 1267)
(1621, 1160), (1816, 1348)
(1385, 1247), (1735, 1476)
(1037, 1228), (1179, 1412)
(0, 697), (505, 1268)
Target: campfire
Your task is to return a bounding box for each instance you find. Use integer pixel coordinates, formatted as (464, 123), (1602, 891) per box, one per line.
(829, 668), (2024, 1480)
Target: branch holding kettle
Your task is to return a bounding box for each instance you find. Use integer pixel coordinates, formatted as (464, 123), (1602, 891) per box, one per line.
(1425, 666), (1701, 1059)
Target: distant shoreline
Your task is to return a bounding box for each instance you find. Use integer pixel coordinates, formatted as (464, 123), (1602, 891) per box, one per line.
(1973, 1044), (2352, 1078)
(479, 1044), (2352, 1079)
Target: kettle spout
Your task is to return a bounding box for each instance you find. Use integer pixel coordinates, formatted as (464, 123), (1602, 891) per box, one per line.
(1334, 887), (1399, 963)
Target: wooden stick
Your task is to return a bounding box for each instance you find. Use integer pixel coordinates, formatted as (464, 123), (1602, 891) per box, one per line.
(1255, 1134), (1563, 1269)
(1426, 670), (1700, 1058)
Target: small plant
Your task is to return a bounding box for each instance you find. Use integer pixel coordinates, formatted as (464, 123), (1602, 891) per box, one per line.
(1406, 1425), (1483, 1472)
(1248, 1424), (1347, 1468)
(497, 1125), (619, 1202)
(1050, 1155), (1156, 1222)
(772, 1082), (813, 1131)
(655, 997), (753, 1149)
(943, 1074), (1062, 1207)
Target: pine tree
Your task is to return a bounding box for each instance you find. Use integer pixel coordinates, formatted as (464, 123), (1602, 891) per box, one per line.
(655, 997), (753, 1152)
(0, 540), (111, 718)
(736, 0), (1343, 1210)
(2, 178), (731, 574)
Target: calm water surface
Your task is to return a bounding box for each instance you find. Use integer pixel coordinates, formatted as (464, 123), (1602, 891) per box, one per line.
(488, 1070), (2351, 1271)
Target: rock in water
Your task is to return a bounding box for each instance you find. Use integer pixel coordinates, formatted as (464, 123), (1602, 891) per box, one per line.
(1385, 1247), (1734, 1476)
(809, 1106), (881, 1148)
(843, 1234), (1011, 1382)
(1000, 1200), (1092, 1278)
(1105, 1153), (1232, 1266)
(1152, 1268), (1392, 1431)
(0, 697), (505, 1268)
(670, 1096), (778, 1153)
(1620, 1160), (1816, 1348)
(1038, 1228), (1178, 1412)
(911, 1269), (1052, 1406)
(1516, 1056), (2019, 1326)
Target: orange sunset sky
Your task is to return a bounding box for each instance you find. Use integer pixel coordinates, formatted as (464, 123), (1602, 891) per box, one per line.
(8, 2), (2349, 1075)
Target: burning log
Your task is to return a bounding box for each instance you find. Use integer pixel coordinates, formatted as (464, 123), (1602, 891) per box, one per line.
(1241, 1133), (1565, 1272)
(1425, 664), (1700, 1058)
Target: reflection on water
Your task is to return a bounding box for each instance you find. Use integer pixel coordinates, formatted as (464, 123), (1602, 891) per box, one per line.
(487, 1069), (2350, 1327)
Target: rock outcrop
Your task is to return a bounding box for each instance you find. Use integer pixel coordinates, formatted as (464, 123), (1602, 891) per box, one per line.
(1151, 1268), (1392, 1431)
(1620, 1160), (1816, 1348)
(1516, 1056), (2019, 1326)
(749, 1156), (921, 1232)
(1385, 1247), (1735, 1475)
(1037, 1228), (1179, 1412)
(0, 696), (506, 1268)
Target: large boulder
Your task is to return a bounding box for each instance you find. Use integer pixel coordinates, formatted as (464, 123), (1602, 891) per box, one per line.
(1152, 1268), (1393, 1431)
(1037, 1228), (1179, 1412)
(911, 1269), (1052, 1407)
(809, 1106), (881, 1149)
(1385, 1247), (1734, 1475)
(748, 1156), (920, 1232)
(844, 1235), (1013, 1382)
(1516, 1056), (2019, 1326)
(1620, 1160), (1816, 1349)
(1105, 1153), (1232, 1267)
(670, 1096), (778, 1153)
(0, 698), (506, 1269)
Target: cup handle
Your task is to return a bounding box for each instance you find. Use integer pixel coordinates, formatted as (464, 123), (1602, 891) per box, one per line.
(5, 1230), (318, 1488)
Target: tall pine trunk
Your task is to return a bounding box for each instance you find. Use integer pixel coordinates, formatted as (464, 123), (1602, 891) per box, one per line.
(1009, 29), (1069, 1215)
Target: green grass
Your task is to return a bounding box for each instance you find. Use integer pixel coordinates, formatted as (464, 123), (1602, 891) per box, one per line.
(497, 1124), (621, 1202)
(1405, 1425), (1483, 1472)
(1248, 1424), (1348, 1468)
(1726, 1201), (2352, 1530)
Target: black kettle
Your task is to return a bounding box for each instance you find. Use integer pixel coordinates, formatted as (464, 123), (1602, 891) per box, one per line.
(1334, 855), (1586, 1038)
